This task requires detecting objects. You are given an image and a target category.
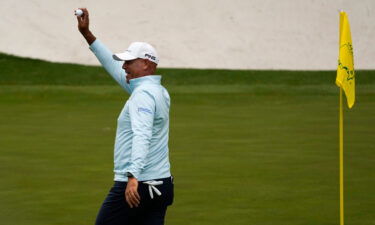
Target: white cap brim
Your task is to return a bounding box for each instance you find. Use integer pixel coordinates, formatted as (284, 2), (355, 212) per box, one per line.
(112, 52), (137, 61)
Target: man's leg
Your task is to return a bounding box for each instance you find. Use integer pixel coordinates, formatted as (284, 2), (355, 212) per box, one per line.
(139, 206), (167, 225)
(95, 182), (136, 225)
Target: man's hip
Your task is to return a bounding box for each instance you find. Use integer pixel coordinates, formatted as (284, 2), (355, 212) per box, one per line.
(95, 176), (174, 225)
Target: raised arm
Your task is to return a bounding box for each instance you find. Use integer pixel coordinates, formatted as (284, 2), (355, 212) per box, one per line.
(76, 8), (131, 94)
(76, 8), (96, 45)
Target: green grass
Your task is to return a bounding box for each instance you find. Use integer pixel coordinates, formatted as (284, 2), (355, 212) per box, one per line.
(0, 53), (374, 225)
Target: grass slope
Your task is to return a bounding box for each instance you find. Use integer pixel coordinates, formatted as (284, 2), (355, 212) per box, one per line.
(1, 52), (375, 86)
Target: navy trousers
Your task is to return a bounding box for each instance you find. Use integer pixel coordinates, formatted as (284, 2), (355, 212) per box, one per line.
(95, 177), (174, 225)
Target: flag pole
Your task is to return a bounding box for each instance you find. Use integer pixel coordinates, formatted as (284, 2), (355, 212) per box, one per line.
(339, 87), (344, 225)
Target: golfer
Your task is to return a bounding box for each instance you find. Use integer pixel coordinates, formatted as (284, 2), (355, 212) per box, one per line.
(76, 8), (174, 225)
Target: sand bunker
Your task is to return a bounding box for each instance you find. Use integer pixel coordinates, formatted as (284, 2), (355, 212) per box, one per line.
(0, 0), (374, 69)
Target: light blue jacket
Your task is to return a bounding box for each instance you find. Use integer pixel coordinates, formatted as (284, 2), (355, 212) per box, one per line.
(90, 39), (171, 181)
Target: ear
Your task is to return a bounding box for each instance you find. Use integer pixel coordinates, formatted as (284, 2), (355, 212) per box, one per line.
(143, 60), (150, 70)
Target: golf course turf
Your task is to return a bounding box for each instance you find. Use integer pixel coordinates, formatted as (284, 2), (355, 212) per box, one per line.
(1, 53), (374, 225)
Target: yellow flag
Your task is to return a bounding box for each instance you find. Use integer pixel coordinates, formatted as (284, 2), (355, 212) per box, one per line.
(336, 11), (355, 108)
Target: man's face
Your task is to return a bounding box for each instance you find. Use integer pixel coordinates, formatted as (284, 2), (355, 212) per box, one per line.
(122, 59), (147, 83)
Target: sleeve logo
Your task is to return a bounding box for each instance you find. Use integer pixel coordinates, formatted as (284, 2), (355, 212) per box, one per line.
(138, 107), (153, 114)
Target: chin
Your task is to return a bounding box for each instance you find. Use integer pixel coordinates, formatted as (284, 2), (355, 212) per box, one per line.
(125, 75), (131, 83)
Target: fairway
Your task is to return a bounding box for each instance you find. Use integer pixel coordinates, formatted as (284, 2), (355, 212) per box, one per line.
(0, 55), (374, 225)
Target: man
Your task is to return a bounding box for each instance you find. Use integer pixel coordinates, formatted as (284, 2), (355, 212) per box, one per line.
(76, 8), (174, 225)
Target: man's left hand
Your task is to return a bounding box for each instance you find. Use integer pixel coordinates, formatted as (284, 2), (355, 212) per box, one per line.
(125, 177), (140, 208)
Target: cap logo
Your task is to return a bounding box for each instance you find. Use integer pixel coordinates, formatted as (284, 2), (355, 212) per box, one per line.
(145, 53), (156, 61)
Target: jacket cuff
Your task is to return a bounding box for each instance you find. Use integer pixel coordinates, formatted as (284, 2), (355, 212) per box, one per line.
(89, 39), (100, 52)
(125, 170), (140, 179)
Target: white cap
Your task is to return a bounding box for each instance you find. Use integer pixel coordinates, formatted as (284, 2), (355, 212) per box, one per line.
(113, 42), (159, 64)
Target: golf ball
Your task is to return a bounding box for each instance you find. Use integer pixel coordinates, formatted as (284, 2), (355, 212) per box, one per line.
(75, 9), (83, 16)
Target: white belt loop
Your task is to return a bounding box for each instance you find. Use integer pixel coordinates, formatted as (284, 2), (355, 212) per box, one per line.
(143, 180), (163, 199)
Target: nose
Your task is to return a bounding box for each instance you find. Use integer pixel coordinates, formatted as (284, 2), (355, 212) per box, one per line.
(122, 62), (127, 70)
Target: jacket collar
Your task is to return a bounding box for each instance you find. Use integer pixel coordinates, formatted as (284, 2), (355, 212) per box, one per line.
(129, 75), (161, 92)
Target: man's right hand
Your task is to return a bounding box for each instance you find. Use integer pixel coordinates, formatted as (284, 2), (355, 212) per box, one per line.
(76, 8), (96, 45)
(125, 177), (141, 208)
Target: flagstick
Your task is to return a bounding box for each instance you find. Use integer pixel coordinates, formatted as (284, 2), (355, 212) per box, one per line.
(339, 87), (344, 225)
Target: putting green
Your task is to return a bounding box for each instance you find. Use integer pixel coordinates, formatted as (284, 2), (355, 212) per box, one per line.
(0, 53), (374, 224)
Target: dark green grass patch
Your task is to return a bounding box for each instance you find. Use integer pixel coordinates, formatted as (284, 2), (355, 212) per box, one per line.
(1, 52), (375, 86)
